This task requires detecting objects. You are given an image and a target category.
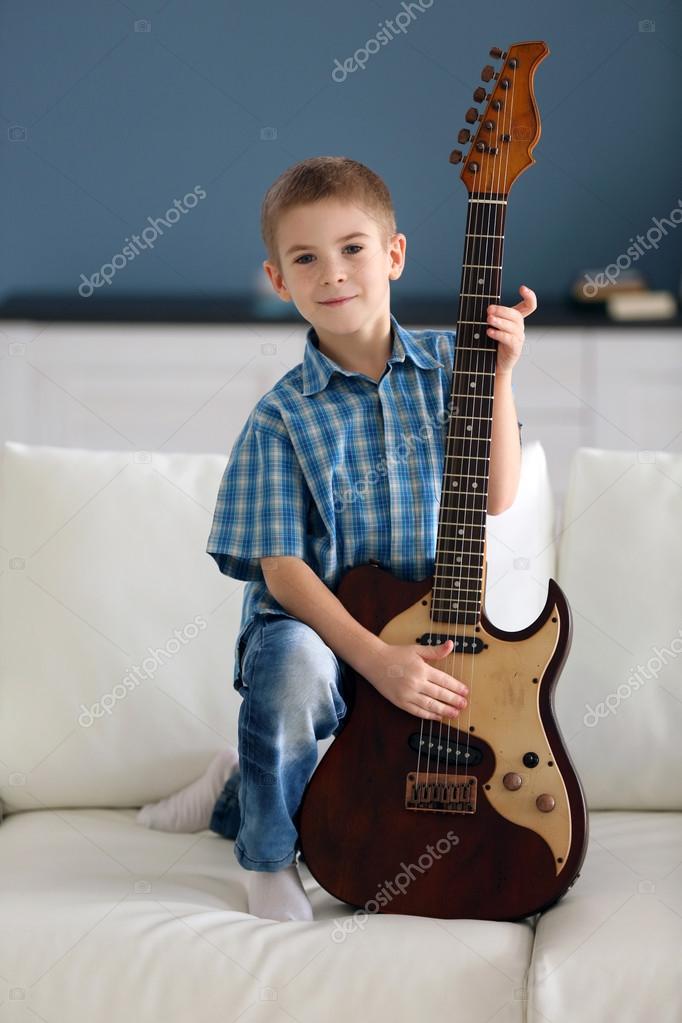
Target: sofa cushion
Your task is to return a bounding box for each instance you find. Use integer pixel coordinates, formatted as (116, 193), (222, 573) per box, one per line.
(0, 441), (242, 813)
(0, 806), (535, 1022)
(0, 439), (555, 812)
(528, 810), (682, 1022)
(555, 448), (682, 809)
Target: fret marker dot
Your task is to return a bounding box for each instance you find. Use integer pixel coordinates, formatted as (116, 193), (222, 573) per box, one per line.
(470, 382), (476, 388)
(456, 556), (462, 563)
(472, 482), (478, 489)
(466, 425), (472, 431)
(453, 480), (458, 487)
(474, 333), (480, 339)
(478, 278), (484, 284)
(451, 602), (459, 609)
(458, 528), (464, 535)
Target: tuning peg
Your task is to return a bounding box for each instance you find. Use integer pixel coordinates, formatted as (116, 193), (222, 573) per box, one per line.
(464, 107), (479, 124)
(489, 46), (504, 59)
(473, 86), (486, 102)
(448, 149), (463, 165)
(481, 64), (495, 82)
(458, 128), (471, 144)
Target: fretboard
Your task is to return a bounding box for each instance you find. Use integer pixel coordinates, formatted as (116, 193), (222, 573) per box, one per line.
(432, 193), (507, 626)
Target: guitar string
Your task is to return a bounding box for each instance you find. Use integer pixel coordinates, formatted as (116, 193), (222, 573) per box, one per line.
(422, 53), (514, 815)
(416, 67), (496, 809)
(415, 73), (493, 808)
(458, 55), (515, 797)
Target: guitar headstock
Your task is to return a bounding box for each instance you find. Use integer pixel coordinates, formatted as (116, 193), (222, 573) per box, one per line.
(449, 41), (549, 196)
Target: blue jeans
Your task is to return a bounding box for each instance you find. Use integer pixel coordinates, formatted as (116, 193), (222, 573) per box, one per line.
(210, 612), (351, 871)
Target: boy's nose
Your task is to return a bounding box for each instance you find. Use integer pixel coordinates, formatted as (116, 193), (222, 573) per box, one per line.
(319, 263), (348, 285)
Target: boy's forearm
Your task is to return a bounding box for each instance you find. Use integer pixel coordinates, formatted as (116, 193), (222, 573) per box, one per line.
(261, 556), (385, 676)
(488, 368), (522, 514)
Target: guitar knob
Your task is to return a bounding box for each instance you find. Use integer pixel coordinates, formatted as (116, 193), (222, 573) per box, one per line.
(536, 794), (556, 813)
(489, 46), (504, 59)
(503, 772), (523, 790)
(481, 64), (495, 82)
(473, 86), (486, 102)
(465, 107), (479, 124)
(458, 128), (471, 144)
(448, 149), (463, 165)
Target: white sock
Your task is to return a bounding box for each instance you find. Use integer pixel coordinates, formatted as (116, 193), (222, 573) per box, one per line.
(247, 862), (314, 922)
(136, 746), (239, 833)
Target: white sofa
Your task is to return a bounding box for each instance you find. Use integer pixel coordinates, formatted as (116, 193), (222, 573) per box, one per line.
(0, 437), (680, 1023)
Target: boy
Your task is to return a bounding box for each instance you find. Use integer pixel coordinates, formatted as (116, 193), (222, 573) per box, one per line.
(138, 156), (535, 921)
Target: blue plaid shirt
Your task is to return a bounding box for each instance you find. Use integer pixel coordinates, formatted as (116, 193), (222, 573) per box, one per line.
(206, 312), (521, 690)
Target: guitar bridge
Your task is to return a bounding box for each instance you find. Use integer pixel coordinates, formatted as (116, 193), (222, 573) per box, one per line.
(405, 772), (477, 814)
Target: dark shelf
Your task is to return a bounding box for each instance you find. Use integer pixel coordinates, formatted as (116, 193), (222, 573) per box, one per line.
(1, 294), (680, 329)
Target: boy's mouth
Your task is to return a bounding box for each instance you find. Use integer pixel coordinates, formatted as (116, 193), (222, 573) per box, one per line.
(318, 296), (357, 306)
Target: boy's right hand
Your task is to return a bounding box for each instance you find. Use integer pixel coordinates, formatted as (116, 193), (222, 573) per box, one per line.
(358, 639), (469, 722)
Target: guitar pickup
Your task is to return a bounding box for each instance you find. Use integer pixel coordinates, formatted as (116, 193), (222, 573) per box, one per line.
(418, 634), (484, 653)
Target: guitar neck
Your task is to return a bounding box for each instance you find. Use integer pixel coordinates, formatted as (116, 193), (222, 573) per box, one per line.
(432, 193), (508, 626)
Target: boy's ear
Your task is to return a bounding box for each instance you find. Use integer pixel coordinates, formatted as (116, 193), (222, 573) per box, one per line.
(388, 232), (407, 281)
(262, 259), (292, 302)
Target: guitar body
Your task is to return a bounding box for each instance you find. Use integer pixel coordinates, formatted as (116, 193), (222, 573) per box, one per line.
(298, 563), (589, 920)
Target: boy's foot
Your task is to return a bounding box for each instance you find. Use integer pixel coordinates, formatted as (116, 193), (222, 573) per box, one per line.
(247, 862), (314, 922)
(136, 746), (239, 833)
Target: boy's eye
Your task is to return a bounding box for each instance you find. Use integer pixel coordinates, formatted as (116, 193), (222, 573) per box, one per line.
(294, 244), (363, 265)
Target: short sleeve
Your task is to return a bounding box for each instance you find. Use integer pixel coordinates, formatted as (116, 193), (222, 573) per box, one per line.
(206, 420), (310, 581)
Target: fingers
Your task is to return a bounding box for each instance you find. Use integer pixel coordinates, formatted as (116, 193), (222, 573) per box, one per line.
(409, 681), (468, 723)
(488, 307), (523, 329)
(435, 670), (469, 697)
(423, 679), (468, 711)
(412, 690), (465, 722)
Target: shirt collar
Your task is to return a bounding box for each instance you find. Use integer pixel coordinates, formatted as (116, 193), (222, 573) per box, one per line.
(301, 312), (444, 396)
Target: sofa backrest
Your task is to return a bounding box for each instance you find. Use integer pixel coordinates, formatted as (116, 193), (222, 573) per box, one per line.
(555, 447), (682, 810)
(0, 439), (556, 813)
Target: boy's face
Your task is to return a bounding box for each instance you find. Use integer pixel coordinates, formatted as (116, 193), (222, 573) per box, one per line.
(262, 198), (406, 333)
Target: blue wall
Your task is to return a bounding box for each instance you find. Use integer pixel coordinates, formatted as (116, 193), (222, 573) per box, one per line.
(2, 0), (681, 319)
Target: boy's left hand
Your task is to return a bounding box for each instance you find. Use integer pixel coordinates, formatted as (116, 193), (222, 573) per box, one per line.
(487, 285), (537, 376)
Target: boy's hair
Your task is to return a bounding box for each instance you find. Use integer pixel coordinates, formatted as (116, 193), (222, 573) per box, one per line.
(261, 156), (397, 271)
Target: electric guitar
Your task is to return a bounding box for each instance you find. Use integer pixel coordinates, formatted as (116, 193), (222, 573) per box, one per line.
(298, 40), (588, 921)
